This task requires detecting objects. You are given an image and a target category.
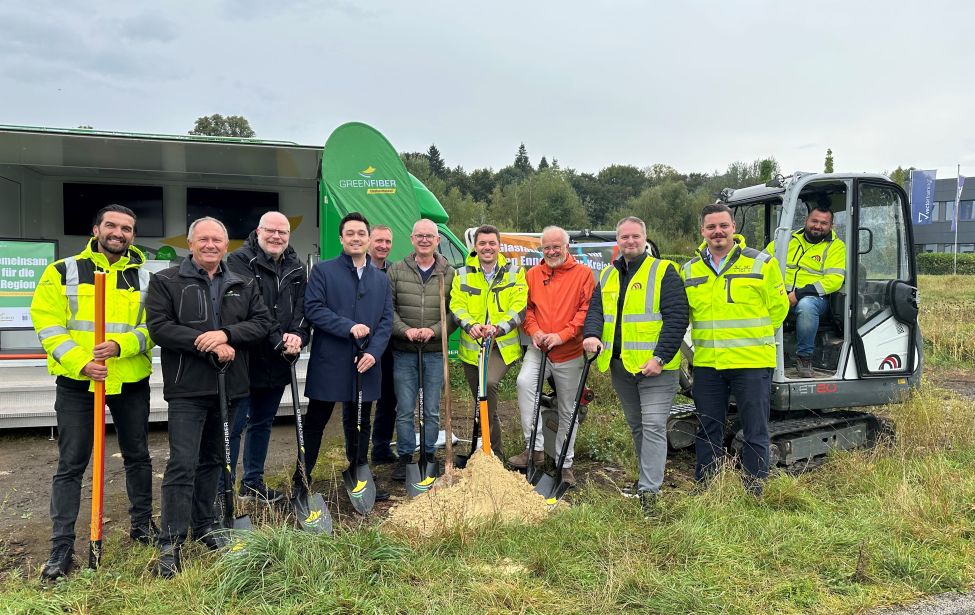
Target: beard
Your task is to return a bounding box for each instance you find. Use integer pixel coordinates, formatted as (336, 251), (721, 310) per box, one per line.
(97, 236), (128, 255)
(804, 228), (829, 243)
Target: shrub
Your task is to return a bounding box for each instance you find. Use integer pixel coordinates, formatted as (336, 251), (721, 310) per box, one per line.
(916, 252), (975, 275)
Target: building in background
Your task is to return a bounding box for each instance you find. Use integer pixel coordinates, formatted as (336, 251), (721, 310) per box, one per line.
(912, 177), (975, 254)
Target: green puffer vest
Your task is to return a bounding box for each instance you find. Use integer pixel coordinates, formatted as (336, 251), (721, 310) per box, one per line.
(387, 252), (456, 353)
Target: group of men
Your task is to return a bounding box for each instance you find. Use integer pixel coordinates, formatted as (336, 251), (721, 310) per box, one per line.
(30, 197), (845, 581)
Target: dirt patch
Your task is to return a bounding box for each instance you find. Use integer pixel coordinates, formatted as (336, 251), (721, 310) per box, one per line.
(384, 450), (551, 539)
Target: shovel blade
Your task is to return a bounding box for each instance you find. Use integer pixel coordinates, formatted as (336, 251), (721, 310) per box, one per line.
(534, 473), (557, 500)
(453, 453), (471, 469)
(526, 464), (545, 486)
(406, 462), (439, 498)
(233, 515), (253, 531)
(292, 492), (333, 535)
(342, 464), (376, 515)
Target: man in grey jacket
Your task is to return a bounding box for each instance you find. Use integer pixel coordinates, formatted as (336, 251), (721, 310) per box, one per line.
(388, 219), (456, 482)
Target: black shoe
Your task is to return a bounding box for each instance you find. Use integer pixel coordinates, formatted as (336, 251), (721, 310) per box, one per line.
(195, 530), (230, 551)
(130, 519), (160, 545)
(154, 544), (181, 578)
(621, 481), (640, 499)
(375, 486), (390, 502)
(40, 544), (73, 582)
(372, 449), (399, 465)
(391, 456), (410, 482)
(239, 482), (284, 503)
(639, 491), (659, 519)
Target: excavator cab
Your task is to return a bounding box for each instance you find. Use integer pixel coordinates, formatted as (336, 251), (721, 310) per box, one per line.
(674, 173), (923, 466)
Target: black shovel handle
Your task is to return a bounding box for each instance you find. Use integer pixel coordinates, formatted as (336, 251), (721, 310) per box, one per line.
(526, 348), (551, 477)
(416, 344), (425, 466)
(554, 349), (600, 474)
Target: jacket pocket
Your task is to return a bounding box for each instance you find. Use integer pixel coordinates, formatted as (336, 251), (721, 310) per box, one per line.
(725, 274), (764, 305)
(178, 285), (208, 324)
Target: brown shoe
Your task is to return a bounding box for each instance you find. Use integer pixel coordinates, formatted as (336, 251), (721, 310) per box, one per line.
(796, 356), (814, 378)
(507, 448), (544, 469)
(561, 467), (577, 487)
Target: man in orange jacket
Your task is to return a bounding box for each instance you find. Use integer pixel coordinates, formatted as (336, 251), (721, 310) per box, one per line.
(509, 226), (595, 487)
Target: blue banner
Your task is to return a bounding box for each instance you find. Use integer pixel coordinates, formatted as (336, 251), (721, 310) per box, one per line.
(910, 169), (937, 225)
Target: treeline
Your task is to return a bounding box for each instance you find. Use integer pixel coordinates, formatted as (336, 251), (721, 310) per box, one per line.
(401, 143), (782, 254)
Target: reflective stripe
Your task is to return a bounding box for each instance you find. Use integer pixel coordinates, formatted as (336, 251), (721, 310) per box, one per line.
(133, 328), (148, 353)
(459, 284), (482, 295)
(751, 257), (766, 274)
(497, 336), (520, 349)
(460, 338), (480, 351)
(64, 257), (79, 317)
(503, 309), (521, 322)
(603, 313), (615, 324)
(643, 259), (661, 313)
(695, 336), (775, 348)
(137, 268), (150, 325)
(683, 276), (708, 288)
(691, 316), (772, 329)
(622, 312), (662, 323)
(52, 339), (80, 362)
(814, 280), (826, 295)
(825, 268), (846, 275)
(599, 266), (614, 287)
(622, 341), (657, 351)
(38, 325), (69, 341)
(726, 273), (763, 280)
(66, 320), (137, 333)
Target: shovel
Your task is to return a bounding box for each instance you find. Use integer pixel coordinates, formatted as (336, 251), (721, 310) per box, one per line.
(285, 353), (333, 534)
(342, 337), (377, 515)
(88, 271), (106, 569)
(525, 348), (551, 486)
(211, 355), (253, 532)
(406, 345), (438, 497)
(454, 334), (493, 468)
(535, 349), (599, 505)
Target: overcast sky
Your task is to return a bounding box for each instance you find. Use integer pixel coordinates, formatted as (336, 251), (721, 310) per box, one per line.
(1, 1), (972, 179)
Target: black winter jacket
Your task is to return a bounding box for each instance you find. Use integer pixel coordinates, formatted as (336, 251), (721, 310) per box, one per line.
(146, 257), (273, 401)
(227, 232), (310, 388)
(583, 254), (689, 366)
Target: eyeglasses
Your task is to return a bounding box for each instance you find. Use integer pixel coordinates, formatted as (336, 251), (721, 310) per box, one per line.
(541, 245), (564, 253)
(260, 227), (290, 237)
(412, 233), (436, 241)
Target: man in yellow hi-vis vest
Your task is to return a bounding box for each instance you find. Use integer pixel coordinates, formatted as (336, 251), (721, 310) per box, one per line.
(451, 224), (527, 458)
(582, 217), (688, 517)
(764, 203), (846, 378)
(682, 203), (789, 495)
(30, 205), (155, 582)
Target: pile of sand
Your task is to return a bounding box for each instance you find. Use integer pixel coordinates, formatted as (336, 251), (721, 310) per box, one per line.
(384, 450), (552, 538)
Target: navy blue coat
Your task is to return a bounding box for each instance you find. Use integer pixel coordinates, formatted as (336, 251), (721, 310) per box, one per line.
(304, 252), (392, 402)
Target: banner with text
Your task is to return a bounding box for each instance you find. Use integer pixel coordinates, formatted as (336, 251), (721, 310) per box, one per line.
(910, 169), (938, 225)
(0, 239), (58, 330)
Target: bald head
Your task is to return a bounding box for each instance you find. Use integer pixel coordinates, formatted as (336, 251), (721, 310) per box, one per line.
(256, 211), (291, 260)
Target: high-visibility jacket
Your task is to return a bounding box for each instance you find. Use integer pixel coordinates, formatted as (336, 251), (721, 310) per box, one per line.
(681, 235), (789, 369)
(30, 239), (154, 395)
(595, 256), (681, 373)
(764, 229), (846, 297)
(451, 251), (527, 366)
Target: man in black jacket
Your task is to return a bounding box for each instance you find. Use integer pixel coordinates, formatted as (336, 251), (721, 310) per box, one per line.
(582, 216), (688, 517)
(146, 217), (272, 578)
(225, 212), (308, 502)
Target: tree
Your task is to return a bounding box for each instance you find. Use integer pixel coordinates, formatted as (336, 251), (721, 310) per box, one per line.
(189, 114), (255, 138)
(469, 168), (496, 203)
(77, 125), (93, 130)
(427, 144), (446, 179)
(538, 156), (549, 170)
(514, 143), (533, 174)
(888, 166), (913, 187)
(824, 148), (834, 173)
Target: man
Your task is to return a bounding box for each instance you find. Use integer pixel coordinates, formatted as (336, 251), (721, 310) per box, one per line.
(451, 225), (527, 459)
(224, 211), (308, 503)
(681, 203), (789, 495)
(764, 203), (846, 378)
(387, 219), (456, 482)
(146, 217), (272, 577)
(510, 226), (594, 488)
(582, 217), (688, 516)
(368, 224), (399, 464)
(31, 204), (155, 582)
(299, 212), (393, 501)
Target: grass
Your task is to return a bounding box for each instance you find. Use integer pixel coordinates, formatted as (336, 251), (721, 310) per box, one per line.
(2, 277), (973, 614)
(918, 275), (975, 367)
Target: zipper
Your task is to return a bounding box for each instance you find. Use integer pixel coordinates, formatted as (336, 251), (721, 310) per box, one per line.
(174, 353), (184, 384)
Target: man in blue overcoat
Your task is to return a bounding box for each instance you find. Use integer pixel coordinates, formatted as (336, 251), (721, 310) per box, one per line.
(296, 211), (393, 501)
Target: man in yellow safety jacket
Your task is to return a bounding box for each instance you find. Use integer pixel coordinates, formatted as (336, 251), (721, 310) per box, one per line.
(450, 224), (527, 458)
(682, 203), (789, 495)
(30, 205), (155, 582)
(764, 204), (846, 378)
(582, 216), (688, 517)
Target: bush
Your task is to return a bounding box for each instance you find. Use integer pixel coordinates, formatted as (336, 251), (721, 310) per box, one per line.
(916, 252), (975, 275)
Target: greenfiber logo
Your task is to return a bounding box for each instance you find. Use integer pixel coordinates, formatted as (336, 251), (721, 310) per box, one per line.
(338, 165), (398, 194)
(359, 166), (376, 178)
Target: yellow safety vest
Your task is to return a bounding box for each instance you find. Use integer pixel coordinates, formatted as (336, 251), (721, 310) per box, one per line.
(765, 229), (846, 296)
(681, 235), (789, 369)
(30, 240), (154, 395)
(595, 256), (681, 373)
(451, 252), (527, 366)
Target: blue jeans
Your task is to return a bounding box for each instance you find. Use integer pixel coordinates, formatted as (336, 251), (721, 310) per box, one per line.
(227, 385), (286, 487)
(693, 366), (771, 486)
(795, 295), (830, 357)
(393, 350), (444, 459)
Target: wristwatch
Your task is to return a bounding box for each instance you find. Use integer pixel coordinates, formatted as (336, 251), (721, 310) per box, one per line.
(652, 356), (665, 366)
